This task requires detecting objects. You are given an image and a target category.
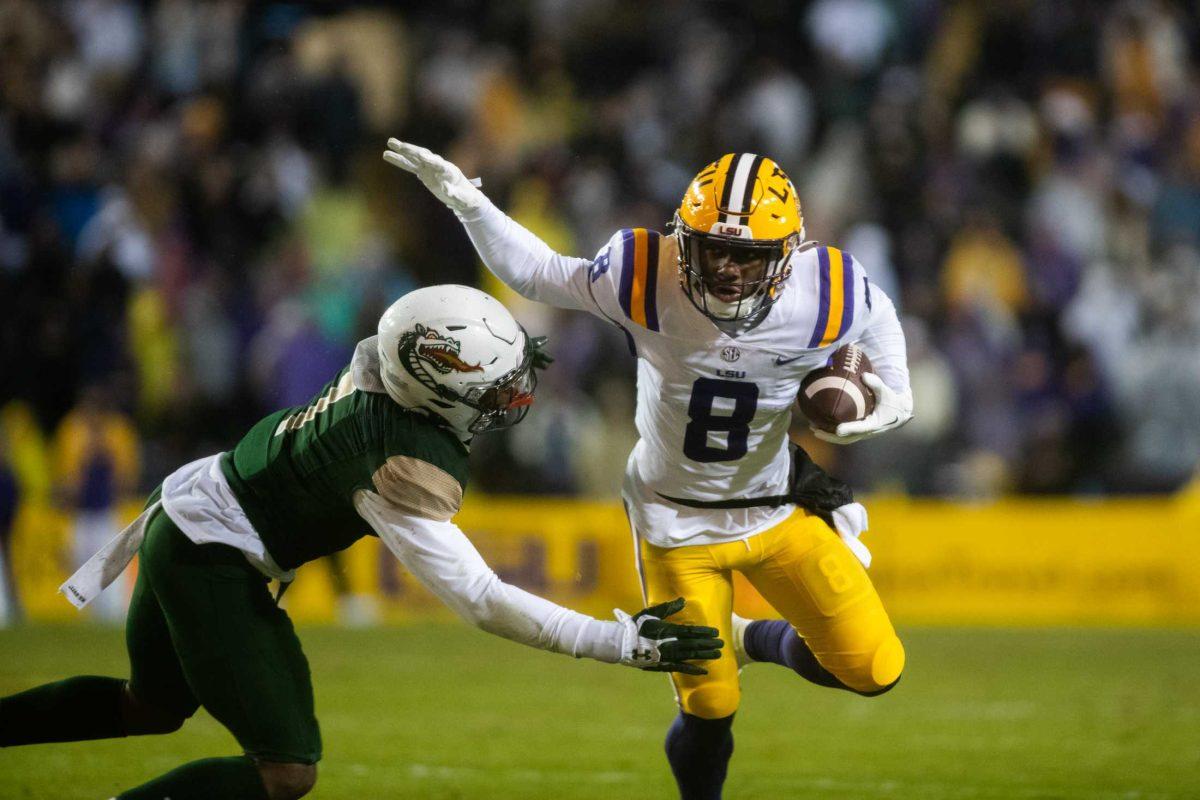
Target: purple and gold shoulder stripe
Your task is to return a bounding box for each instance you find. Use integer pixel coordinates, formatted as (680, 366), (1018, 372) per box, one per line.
(807, 246), (856, 348)
(617, 228), (662, 332)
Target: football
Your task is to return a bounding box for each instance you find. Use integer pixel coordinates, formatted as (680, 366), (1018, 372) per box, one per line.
(798, 343), (876, 432)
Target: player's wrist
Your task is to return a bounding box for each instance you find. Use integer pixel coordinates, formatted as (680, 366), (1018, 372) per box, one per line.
(556, 617), (624, 664)
(452, 191), (496, 222)
(590, 618), (626, 664)
(613, 608), (653, 667)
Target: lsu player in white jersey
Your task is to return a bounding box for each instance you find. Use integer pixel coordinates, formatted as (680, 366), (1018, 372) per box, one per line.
(385, 140), (914, 800)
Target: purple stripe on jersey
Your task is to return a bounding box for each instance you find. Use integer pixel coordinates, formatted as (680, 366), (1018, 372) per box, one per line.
(807, 247), (831, 348)
(838, 253), (855, 339)
(645, 231), (660, 331)
(617, 229), (635, 320)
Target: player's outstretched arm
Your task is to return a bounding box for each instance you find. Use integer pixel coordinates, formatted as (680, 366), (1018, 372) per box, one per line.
(354, 489), (722, 673)
(383, 139), (595, 312)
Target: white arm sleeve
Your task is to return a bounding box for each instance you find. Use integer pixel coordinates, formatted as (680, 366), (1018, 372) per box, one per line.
(855, 284), (910, 394)
(455, 198), (595, 312)
(354, 489), (622, 662)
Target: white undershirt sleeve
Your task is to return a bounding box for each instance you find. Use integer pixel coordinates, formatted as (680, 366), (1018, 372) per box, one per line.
(354, 489), (622, 663)
(855, 284), (910, 394)
(455, 198), (595, 312)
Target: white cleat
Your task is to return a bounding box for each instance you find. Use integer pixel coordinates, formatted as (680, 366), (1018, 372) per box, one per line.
(731, 613), (754, 669)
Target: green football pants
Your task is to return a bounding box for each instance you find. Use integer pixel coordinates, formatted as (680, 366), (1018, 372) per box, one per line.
(126, 500), (321, 764)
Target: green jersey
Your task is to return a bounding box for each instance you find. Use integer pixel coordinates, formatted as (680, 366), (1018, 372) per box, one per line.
(220, 365), (470, 571)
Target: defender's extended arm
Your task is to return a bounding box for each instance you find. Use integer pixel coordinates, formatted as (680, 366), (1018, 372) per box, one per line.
(354, 489), (721, 673)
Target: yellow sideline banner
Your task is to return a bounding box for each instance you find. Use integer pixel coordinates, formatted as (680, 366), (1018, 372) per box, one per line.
(8, 490), (1200, 625)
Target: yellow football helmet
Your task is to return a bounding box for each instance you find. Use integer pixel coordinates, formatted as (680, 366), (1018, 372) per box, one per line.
(673, 153), (806, 322)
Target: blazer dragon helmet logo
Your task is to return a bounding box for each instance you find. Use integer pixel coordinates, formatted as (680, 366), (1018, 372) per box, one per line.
(399, 324), (485, 388)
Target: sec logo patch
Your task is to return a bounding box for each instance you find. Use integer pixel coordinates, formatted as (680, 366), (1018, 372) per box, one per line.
(721, 346), (741, 363)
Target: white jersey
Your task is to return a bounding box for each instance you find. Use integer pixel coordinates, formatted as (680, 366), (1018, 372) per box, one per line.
(458, 201), (909, 547)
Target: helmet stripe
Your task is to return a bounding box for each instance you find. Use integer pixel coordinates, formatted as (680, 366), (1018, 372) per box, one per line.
(738, 155), (765, 224)
(807, 246), (832, 348)
(722, 153), (757, 223)
(717, 153), (743, 223)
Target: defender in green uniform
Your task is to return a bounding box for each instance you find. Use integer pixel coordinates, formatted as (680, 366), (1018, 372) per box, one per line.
(0, 286), (722, 800)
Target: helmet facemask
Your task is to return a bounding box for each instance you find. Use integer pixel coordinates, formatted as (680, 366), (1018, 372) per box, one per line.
(675, 212), (799, 323)
(460, 340), (538, 433)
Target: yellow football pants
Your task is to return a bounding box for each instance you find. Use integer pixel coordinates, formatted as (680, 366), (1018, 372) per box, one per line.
(636, 509), (904, 719)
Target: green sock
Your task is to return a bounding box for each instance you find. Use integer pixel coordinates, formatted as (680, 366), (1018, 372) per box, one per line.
(118, 756), (269, 800)
(0, 675), (126, 746)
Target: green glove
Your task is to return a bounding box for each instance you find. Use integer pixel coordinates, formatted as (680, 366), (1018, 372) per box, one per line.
(529, 335), (554, 371)
(615, 597), (723, 675)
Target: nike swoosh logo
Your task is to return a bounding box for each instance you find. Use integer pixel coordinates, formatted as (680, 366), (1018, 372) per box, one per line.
(774, 355), (804, 366)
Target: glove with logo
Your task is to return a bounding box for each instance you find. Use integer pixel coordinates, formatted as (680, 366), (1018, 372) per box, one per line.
(614, 597), (722, 675)
(529, 335), (554, 371)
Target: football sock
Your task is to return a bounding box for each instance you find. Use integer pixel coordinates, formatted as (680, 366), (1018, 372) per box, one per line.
(664, 712), (734, 800)
(117, 756), (270, 800)
(743, 619), (846, 689)
(0, 675), (126, 746)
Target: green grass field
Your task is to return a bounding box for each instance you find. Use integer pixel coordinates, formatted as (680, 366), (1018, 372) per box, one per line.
(1, 624), (1197, 799)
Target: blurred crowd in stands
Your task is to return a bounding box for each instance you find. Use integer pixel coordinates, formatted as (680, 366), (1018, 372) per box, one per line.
(2, 0), (1199, 526)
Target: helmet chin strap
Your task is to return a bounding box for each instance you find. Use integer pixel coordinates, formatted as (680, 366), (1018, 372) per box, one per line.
(703, 290), (748, 320)
(694, 271), (768, 320)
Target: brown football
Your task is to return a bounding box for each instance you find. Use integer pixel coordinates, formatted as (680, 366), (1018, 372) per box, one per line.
(798, 343), (876, 432)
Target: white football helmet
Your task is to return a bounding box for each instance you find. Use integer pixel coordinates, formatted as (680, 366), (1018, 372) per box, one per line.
(377, 285), (540, 434)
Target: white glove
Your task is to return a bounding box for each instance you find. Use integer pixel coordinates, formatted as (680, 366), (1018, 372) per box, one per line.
(382, 138), (486, 215)
(831, 501), (868, 540)
(612, 598), (723, 675)
(812, 373), (913, 445)
(831, 501), (872, 568)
